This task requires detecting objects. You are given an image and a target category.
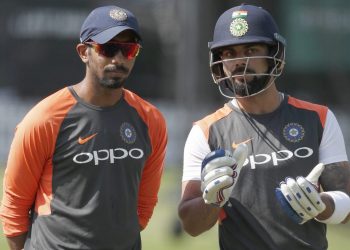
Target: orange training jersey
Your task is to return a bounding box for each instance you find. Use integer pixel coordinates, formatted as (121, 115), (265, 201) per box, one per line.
(0, 86), (167, 250)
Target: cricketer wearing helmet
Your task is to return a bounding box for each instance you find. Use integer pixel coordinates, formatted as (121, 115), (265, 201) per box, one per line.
(178, 4), (350, 250)
(209, 4), (286, 98)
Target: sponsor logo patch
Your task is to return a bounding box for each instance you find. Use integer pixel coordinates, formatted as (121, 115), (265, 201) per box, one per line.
(244, 147), (313, 169)
(73, 147), (144, 166)
(78, 133), (97, 145)
(232, 138), (253, 149)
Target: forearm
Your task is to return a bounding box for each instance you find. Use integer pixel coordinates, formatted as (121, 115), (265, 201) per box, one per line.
(6, 233), (27, 250)
(178, 197), (220, 236)
(317, 161), (350, 224)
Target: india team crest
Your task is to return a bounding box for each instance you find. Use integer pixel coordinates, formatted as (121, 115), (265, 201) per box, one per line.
(230, 18), (249, 37)
(109, 9), (128, 21)
(120, 122), (136, 144)
(283, 123), (305, 143)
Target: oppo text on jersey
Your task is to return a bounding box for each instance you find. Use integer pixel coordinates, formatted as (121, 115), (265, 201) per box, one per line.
(244, 147), (313, 169)
(73, 148), (144, 165)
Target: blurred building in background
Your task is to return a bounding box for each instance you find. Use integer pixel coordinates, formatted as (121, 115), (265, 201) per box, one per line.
(0, 0), (349, 165)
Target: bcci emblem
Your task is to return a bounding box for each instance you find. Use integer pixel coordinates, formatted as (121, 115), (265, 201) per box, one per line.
(109, 9), (128, 21)
(120, 122), (136, 144)
(230, 18), (249, 37)
(283, 123), (305, 143)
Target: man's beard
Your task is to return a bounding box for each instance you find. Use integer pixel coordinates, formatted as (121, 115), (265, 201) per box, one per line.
(99, 77), (125, 89)
(232, 75), (270, 97)
(229, 66), (270, 97)
(99, 64), (130, 89)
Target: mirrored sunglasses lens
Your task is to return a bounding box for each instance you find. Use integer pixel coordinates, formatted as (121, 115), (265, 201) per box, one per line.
(120, 44), (140, 59)
(92, 43), (140, 59)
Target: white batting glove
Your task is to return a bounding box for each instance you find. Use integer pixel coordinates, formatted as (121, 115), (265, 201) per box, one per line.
(275, 163), (326, 224)
(201, 144), (248, 207)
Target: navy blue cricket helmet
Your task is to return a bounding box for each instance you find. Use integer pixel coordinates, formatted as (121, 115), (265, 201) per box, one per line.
(209, 4), (286, 98)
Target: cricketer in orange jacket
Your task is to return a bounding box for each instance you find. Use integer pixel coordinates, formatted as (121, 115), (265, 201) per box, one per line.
(1, 5), (167, 250)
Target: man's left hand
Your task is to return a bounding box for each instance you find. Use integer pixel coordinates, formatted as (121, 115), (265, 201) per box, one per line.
(275, 163), (326, 224)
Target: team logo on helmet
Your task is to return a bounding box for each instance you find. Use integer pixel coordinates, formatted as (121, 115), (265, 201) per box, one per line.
(120, 122), (137, 144)
(230, 18), (249, 37)
(109, 9), (128, 21)
(283, 123), (305, 143)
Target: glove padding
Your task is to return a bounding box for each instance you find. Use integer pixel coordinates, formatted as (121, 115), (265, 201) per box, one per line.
(275, 163), (326, 224)
(201, 144), (248, 207)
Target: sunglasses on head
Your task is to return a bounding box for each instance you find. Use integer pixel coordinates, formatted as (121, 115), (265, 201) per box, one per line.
(84, 41), (141, 60)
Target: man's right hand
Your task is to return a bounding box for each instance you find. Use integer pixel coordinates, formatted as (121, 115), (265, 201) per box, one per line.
(201, 144), (248, 207)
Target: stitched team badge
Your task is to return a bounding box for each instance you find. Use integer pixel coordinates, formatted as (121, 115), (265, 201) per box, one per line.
(283, 123), (305, 143)
(230, 18), (249, 37)
(120, 122), (136, 144)
(110, 9), (128, 21)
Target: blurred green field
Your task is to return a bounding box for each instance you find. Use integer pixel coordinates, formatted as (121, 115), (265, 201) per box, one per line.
(0, 167), (349, 249)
